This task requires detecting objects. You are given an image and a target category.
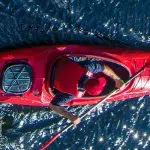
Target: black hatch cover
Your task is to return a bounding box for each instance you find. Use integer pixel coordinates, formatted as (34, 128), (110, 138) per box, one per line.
(2, 63), (32, 94)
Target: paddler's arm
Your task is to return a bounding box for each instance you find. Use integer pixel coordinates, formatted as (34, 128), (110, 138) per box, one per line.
(78, 75), (89, 91)
(103, 64), (124, 88)
(49, 93), (80, 125)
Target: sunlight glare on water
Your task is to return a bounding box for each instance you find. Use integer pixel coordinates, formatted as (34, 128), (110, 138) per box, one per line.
(0, 0), (150, 150)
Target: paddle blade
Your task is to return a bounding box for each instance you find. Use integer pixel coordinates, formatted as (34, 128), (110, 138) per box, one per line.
(40, 133), (60, 150)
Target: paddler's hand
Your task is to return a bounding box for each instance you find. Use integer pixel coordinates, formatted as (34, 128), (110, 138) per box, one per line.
(77, 91), (84, 98)
(115, 79), (124, 89)
(70, 115), (81, 125)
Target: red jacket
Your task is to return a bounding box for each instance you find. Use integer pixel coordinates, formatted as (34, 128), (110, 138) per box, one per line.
(54, 57), (88, 96)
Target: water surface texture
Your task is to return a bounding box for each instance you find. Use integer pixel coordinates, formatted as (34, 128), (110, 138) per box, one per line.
(0, 0), (150, 150)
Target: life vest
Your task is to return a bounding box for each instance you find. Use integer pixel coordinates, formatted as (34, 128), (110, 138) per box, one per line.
(54, 57), (88, 96)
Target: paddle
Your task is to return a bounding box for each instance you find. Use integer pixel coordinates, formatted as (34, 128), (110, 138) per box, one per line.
(40, 64), (147, 150)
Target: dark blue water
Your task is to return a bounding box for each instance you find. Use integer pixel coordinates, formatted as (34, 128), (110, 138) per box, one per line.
(0, 0), (150, 150)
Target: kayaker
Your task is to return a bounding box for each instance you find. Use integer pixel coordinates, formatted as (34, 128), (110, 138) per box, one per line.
(49, 57), (124, 125)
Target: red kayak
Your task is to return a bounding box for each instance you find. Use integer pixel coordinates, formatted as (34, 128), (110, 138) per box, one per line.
(0, 45), (150, 106)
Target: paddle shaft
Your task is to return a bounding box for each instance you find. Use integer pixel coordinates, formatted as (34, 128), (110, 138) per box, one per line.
(40, 65), (146, 150)
(81, 65), (146, 119)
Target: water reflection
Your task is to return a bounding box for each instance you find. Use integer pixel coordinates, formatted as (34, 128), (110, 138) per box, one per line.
(0, 0), (150, 149)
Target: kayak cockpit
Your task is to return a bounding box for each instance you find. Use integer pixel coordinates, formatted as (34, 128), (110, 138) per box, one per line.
(49, 55), (130, 97)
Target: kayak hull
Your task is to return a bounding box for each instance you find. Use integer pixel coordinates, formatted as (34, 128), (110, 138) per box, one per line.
(0, 45), (150, 106)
